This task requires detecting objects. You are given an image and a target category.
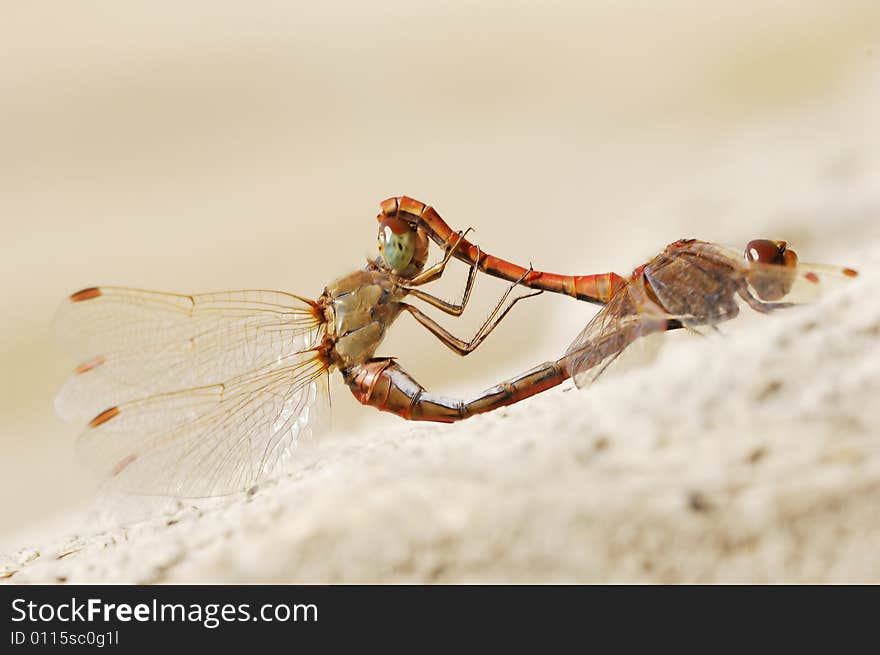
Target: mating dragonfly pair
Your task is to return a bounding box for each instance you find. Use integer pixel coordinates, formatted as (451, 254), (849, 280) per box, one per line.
(55, 196), (859, 496)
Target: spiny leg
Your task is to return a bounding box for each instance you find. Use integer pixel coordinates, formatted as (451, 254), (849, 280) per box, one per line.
(405, 267), (543, 357)
(404, 244), (482, 317)
(737, 285), (794, 314)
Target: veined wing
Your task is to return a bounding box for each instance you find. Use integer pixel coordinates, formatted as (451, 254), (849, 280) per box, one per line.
(743, 257), (859, 305)
(78, 352), (330, 497)
(563, 276), (671, 388)
(55, 287), (324, 423)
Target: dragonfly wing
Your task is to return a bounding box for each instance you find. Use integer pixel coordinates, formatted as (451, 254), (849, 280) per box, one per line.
(591, 329), (668, 382)
(563, 280), (669, 388)
(744, 260), (859, 305)
(77, 354), (330, 497)
(55, 288), (323, 424)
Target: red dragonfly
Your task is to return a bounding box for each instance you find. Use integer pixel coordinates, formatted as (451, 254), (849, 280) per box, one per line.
(378, 195), (859, 384)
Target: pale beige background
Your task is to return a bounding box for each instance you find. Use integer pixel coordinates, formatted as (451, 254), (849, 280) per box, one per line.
(1, 1), (879, 577)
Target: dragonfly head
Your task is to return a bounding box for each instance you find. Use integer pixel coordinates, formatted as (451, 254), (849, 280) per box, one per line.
(377, 215), (429, 278)
(744, 239), (799, 301)
(745, 239), (798, 267)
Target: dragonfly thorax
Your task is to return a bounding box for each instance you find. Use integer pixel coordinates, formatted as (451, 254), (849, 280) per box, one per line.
(321, 269), (406, 370)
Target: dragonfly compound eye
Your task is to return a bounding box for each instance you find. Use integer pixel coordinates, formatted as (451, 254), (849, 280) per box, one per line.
(378, 217), (417, 272)
(745, 239), (799, 301)
(745, 239), (796, 267)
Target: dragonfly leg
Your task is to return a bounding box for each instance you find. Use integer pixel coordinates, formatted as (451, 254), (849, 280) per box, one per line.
(403, 244), (481, 316)
(406, 228), (474, 287)
(737, 285), (795, 313)
(344, 357), (569, 423)
(380, 195), (626, 304)
(404, 268), (543, 356)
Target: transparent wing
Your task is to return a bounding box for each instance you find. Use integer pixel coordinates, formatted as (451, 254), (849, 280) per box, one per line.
(563, 279), (670, 388)
(743, 258), (859, 305)
(78, 353), (330, 497)
(588, 329), (669, 382)
(54, 286), (330, 497)
(55, 287), (324, 423)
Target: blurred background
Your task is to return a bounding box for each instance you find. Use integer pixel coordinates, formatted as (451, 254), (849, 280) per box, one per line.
(2, 1), (879, 548)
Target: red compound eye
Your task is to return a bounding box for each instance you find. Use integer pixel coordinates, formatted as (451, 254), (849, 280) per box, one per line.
(745, 239), (797, 267)
(745, 239), (800, 301)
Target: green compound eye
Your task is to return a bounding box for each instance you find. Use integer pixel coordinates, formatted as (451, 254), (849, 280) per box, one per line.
(378, 218), (416, 272)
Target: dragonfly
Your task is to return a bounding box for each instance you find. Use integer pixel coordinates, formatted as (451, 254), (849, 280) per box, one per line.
(55, 217), (565, 497)
(561, 237), (858, 387)
(378, 196), (859, 385)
